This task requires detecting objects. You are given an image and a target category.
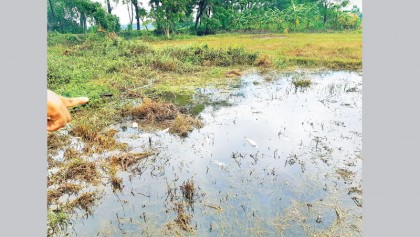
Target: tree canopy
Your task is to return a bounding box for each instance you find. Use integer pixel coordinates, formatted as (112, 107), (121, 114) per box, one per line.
(48, 0), (362, 36)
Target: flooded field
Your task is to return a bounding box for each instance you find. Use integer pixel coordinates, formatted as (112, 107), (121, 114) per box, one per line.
(48, 70), (362, 237)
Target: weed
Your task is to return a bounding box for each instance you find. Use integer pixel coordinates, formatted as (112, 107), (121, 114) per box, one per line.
(292, 79), (312, 88)
(180, 179), (196, 202)
(47, 209), (70, 237)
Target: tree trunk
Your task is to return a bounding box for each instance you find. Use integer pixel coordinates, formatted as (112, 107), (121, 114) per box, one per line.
(48, 0), (55, 30)
(80, 12), (87, 33)
(323, 3), (327, 27)
(126, 0), (134, 30)
(195, 1), (207, 29)
(132, 0), (140, 30)
(165, 26), (170, 38)
(106, 0), (112, 14)
(49, 0), (55, 18)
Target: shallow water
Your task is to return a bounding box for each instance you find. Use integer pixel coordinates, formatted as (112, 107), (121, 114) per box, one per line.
(65, 70), (362, 237)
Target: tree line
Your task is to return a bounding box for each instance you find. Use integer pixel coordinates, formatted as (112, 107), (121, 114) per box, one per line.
(48, 0), (362, 36)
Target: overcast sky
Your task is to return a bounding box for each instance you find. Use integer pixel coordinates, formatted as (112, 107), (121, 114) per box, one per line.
(93, 0), (362, 26)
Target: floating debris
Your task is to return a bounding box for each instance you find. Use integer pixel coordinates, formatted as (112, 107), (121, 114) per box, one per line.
(245, 137), (258, 148)
(156, 127), (170, 135)
(211, 160), (226, 168)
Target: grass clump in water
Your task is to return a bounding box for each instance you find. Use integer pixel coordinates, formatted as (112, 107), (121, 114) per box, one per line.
(180, 179), (196, 202)
(173, 202), (193, 232)
(65, 191), (99, 215)
(128, 97), (179, 122)
(109, 152), (153, 171)
(47, 210), (70, 237)
(47, 183), (83, 204)
(125, 98), (202, 136)
(53, 158), (99, 185)
(292, 79), (312, 88)
(170, 114), (202, 137)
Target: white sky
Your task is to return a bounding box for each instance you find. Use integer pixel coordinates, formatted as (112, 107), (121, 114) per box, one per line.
(93, 0), (362, 26)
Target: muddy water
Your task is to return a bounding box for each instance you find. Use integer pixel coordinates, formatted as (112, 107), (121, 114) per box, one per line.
(67, 70), (362, 237)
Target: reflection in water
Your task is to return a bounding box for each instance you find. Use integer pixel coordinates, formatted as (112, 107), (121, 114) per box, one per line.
(65, 70), (362, 237)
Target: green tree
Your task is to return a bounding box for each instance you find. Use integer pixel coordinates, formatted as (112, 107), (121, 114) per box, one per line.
(149, 0), (189, 38)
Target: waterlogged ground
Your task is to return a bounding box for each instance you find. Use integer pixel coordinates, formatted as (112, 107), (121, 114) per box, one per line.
(52, 70), (362, 237)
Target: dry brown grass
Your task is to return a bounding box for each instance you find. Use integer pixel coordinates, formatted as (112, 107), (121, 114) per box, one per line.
(47, 133), (70, 153)
(128, 97), (179, 121)
(47, 183), (83, 203)
(174, 202), (193, 232)
(65, 191), (98, 214)
(170, 114), (202, 137)
(63, 148), (81, 160)
(108, 163), (123, 192)
(255, 55), (273, 68)
(109, 152), (153, 171)
(52, 158), (100, 185)
(180, 179), (195, 202)
(70, 126), (127, 153)
(225, 69), (242, 77)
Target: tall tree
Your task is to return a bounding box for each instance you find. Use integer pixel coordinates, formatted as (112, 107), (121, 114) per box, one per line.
(106, 0), (112, 13)
(149, 0), (189, 38)
(132, 0), (141, 30)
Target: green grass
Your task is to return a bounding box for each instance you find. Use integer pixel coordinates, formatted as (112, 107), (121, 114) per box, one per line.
(48, 32), (361, 107)
(47, 31), (361, 140)
(293, 79), (312, 88)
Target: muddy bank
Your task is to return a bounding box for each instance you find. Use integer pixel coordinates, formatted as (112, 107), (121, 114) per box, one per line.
(48, 70), (362, 236)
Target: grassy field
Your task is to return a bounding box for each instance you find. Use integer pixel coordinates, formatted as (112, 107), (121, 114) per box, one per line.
(48, 32), (361, 102)
(47, 31), (362, 142)
(150, 32), (362, 69)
